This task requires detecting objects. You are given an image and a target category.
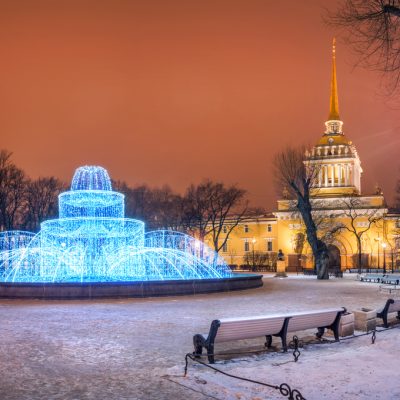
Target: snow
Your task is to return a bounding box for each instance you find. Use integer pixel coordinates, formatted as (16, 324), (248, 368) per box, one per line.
(0, 274), (399, 399)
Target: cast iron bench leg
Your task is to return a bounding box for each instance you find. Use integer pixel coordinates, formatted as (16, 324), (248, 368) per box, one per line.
(193, 335), (204, 358)
(207, 343), (215, 364)
(316, 327), (325, 339)
(265, 335), (272, 348)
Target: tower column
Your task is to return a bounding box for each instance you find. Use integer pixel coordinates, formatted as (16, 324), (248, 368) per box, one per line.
(349, 164), (352, 185)
(339, 164), (342, 186)
(331, 164), (335, 187)
(318, 167), (322, 187)
(324, 165), (328, 187)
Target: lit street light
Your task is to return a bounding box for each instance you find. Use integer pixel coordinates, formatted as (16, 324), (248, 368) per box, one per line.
(382, 243), (387, 274)
(375, 237), (381, 270)
(252, 238), (256, 271)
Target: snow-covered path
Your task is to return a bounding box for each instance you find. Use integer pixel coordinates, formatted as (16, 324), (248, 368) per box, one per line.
(0, 275), (398, 399)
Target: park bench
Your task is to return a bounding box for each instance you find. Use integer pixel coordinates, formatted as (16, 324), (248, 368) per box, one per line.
(352, 269), (381, 274)
(359, 273), (385, 283)
(376, 298), (400, 328)
(381, 275), (400, 285)
(379, 285), (400, 295)
(193, 307), (346, 363)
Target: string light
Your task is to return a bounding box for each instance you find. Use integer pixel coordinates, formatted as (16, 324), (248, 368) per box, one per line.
(0, 166), (231, 283)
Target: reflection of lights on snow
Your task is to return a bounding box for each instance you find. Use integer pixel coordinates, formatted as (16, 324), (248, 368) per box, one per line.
(0, 166), (231, 283)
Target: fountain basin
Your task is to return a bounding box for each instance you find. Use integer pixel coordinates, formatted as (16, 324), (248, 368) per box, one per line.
(0, 273), (263, 299)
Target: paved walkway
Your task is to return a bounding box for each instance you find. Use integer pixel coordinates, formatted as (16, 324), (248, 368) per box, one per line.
(0, 275), (391, 399)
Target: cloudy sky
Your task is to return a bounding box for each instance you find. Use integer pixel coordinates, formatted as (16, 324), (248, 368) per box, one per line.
(1, 0), (399, 208)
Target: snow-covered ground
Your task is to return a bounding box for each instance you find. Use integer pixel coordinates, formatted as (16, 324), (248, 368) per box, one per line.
(0, 274), (399, 399)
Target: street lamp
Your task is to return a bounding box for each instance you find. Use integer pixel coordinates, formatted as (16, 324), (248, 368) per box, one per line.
(382, 243), (387, 274)
(252, 238), (256, 270)
(391, 246), (395, 274)
(375, 237), (381, 270)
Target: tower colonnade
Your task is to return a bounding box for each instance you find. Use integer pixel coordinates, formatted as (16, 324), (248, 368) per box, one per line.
(317, 163), (352, 188)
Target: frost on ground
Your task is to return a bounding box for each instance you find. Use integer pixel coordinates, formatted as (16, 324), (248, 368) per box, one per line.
(167, 328), (400, 400)
(0, 274), (399, 399)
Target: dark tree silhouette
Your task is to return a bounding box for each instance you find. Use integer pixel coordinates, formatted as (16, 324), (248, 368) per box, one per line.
(24, 177), (66, 231)
(0, 150), (27, 230)
(113, 181), (185, 231)
(183, 180), (248, 254)
(327, 0), (400, 92)
(273, 146), (330, 279)
(330, 196), (383, 273)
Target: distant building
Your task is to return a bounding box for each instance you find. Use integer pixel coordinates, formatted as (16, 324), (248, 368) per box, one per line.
(209, 40), (399, 272)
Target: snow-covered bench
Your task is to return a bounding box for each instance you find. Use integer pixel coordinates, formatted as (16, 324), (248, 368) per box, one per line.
(381, 275), (400, 285)
(376, 299), (400, 328)
(193, 307), (346, 363)
(359, 273), (386, 283)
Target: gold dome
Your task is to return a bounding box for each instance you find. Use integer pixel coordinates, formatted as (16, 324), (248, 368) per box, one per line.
(317, 134), (352, 146)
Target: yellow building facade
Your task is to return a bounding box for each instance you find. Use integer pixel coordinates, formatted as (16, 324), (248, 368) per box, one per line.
(214, 40), (400, 272)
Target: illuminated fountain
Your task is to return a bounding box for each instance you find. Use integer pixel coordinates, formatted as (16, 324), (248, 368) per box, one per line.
(0, 166), (261, 298)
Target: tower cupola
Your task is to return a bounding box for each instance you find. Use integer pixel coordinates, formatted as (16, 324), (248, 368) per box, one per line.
(305, 39), (363, 196)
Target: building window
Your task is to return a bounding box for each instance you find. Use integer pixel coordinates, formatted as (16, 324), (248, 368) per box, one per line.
(244, 225), (249, 233)
(244, 241), (249, 252)
(222, 242), (228, 252)
(267, 241), (273, 252)
(223, 225), (227, 234)
(267, 224), (272, 232)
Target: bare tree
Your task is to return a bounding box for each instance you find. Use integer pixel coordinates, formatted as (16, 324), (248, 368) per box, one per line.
(394, 177), (400, 210)
(24, 177), (66, 231)
(383, 213), (400, 271)
(113, 181), (185, 231)
(327, 0), (400, 92)
(332, 196), (383, 272)
(273, 146), (330, 279)
(0, 150), (27, 230)
(243, 250), (268, 272)
(183, 180), (248, 254)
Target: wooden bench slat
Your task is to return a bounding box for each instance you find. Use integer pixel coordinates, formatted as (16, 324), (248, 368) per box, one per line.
(193, 307), (345, 363)
(215, 317), (286, 342)
(288, 312), (338, 332)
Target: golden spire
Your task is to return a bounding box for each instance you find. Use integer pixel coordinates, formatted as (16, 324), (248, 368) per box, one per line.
(328, 38), (340, 121)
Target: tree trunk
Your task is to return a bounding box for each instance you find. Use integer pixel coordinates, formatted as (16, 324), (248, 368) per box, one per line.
(357, 237), (362, 274)
(297, 198), (329, 280)
(315, 242), (329, 280)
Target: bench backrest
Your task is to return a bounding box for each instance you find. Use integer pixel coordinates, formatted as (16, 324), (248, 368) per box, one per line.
(388, 300), (400, 313)
(386, 275), (400, 280)
(213, 308), (344, 342)
(214, 316), (286, 343)
(287, 309), (342, 333)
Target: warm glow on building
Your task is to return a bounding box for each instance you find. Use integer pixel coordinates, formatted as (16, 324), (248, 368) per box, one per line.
(214, 40), (399, 272)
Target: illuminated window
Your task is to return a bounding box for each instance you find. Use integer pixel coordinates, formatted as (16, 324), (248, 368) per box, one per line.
(267, 224), (272, 232)
(244, 225), (249, 233)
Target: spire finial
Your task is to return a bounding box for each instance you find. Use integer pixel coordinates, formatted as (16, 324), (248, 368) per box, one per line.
(328, 37), (340, 121)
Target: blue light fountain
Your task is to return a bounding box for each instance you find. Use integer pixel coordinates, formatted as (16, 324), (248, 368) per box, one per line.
(0, 166), (262, 298)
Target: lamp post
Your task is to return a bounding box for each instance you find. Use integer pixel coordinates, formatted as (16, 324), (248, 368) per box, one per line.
(375, 237), (381, 270)
(391, 247), (394, 274)
(252, 238), (256, 271)
(382, 243), (387, 274)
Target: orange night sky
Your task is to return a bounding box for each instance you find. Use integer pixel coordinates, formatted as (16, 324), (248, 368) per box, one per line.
(1, 0), (399, 209)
